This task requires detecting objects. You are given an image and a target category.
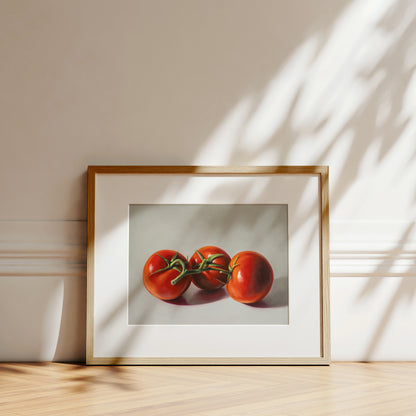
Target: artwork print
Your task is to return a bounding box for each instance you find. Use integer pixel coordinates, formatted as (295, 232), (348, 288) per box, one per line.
(128, 204), (289, 325)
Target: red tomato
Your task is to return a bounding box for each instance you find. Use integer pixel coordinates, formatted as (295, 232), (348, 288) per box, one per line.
(189, 246), (231, 290)
(227, 251), (273, 304)
(143, 250), (191, 300)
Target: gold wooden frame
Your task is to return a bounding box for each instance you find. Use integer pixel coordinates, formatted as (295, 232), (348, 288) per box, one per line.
(87, 166), (330, 365)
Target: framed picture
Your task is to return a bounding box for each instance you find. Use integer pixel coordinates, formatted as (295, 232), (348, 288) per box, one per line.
(87, 166), (330, 365)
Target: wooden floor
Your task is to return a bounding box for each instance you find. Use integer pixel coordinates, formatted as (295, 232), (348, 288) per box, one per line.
(1, 363), (415, 415)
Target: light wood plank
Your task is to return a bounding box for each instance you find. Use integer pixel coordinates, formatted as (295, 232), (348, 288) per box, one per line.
(1, 363), (416, 416)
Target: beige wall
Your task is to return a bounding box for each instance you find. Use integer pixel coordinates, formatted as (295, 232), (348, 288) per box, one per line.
(1, 0), (415, 361)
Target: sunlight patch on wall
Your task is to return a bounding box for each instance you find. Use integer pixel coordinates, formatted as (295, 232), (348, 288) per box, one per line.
(240, 36), (319, 151)
(193, 98), (252, 165)
(292, 0), (404, 135)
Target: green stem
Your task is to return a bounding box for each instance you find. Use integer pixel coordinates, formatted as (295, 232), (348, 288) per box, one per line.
(188, 251), (233, 283)
(169, 258), (188, 285)
(150, 253), (189, 286)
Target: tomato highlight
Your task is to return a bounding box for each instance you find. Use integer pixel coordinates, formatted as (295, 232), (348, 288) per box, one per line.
(226, 251), (274, 304)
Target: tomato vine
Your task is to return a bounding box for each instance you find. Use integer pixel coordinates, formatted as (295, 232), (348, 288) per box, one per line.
(151, 250), (237, 286)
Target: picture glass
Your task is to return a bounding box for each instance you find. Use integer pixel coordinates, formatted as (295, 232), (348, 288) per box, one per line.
(128, 204), (288, 325)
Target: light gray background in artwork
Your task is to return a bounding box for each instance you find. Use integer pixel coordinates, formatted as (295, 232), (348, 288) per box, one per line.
(128, 204), (288, 325)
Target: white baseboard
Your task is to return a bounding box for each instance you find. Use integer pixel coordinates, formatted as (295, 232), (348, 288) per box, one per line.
(0, 221), (87, 362)
(0, 221), (87, 277)
(330, 220), (416, 361)
(330, 220), (416, 277)
(331, 276), (416, 361)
